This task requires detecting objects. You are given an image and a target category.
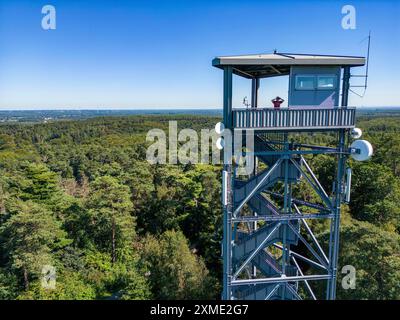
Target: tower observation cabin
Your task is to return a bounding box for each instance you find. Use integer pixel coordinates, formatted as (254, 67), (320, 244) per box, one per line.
(213, 52), (366, 130)
(213, 52), (371, 300)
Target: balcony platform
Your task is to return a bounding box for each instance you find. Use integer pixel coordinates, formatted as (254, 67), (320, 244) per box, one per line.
(232, 107), (356, 131)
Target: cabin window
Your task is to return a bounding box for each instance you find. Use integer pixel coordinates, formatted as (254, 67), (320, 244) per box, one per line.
(317, 75), (337, 89)
(295, 75), (315, 90)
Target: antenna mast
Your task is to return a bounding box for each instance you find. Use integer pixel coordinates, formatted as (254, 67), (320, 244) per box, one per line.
(364, 31), (371, 89)
(350, 31), (371, 97)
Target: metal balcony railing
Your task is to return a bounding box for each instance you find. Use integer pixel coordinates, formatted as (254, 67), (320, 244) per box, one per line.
(232, 107), (356, 130)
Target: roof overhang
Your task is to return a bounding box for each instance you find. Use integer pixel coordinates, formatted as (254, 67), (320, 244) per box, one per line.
(212, 52), (366, 79)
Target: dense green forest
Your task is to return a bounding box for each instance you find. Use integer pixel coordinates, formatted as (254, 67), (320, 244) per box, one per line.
(0, 114), (399, 300)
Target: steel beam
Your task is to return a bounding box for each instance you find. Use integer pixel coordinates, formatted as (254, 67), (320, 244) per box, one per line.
(231, 274), (331, 286)
(232, 213), (333, 223)
(327, 129), (347, 299)
(290, 158), (333, 209)
(292, 257), (317, 300)
(251, 78), (260, 108)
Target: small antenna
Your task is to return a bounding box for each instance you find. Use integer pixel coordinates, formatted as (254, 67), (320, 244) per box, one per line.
(243, 96), (250, 108)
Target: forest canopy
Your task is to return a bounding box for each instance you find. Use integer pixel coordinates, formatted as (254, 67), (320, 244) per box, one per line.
(0, 114), (399, 300)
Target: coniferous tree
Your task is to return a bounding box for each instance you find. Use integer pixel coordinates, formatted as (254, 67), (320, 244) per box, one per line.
(85, 176), (135, 263)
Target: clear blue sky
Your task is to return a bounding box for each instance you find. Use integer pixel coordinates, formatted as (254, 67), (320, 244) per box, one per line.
(0, 0), (399, 109)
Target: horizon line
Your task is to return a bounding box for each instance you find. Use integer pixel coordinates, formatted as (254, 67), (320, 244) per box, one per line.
(0, 106), (400, 111)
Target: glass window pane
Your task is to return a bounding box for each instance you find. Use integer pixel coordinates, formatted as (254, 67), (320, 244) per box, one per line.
(295, 76), (315, 90)
(318, 75), (336, 89)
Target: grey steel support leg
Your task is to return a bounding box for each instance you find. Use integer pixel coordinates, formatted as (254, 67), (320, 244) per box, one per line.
(327, 129), (346, 299)
(222, 164), (233, 300)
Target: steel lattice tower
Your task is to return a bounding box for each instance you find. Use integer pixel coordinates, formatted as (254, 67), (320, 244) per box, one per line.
(213, 52), (368, 300)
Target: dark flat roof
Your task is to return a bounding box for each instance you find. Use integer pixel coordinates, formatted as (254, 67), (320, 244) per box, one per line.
(212, 52), (366, 78)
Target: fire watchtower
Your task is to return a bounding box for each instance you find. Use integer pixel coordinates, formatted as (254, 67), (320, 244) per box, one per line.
(213, 52), (369, 300)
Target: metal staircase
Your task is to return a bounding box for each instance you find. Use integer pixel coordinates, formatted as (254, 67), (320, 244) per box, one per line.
(233, 222), (298, 261)
(229, 136), (303, 300)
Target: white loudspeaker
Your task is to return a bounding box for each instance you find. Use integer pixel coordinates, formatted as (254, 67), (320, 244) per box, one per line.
(216, 137), (225, 150)
(351, 128), (362, 139)
(215, 122), (225, 134)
